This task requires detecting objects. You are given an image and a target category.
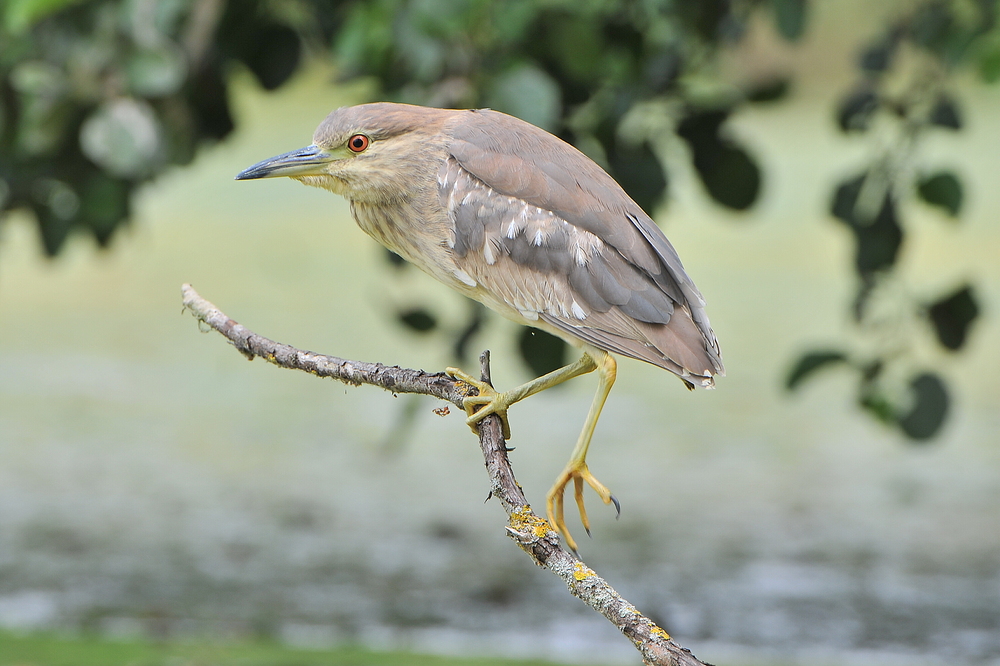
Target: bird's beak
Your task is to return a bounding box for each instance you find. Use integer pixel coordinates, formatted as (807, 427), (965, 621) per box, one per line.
(235, 145), (333, 180)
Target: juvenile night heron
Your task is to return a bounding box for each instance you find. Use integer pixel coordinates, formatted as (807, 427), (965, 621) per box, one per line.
(237, 103), (723, 551)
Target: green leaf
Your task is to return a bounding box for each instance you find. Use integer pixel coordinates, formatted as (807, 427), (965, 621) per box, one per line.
(34, 203), (74, 256)
(927, 285), (979, 351)
(79, 173), (130, 245)
(897, 373), (949, 441)
(2, 0), (84, 33)
(916, 171), (962, 217)
(977, 35), (1000, 83)
(486, 64), (561, 133)
(79, 98), (163, 178)
(859, 389), (895, 425)
(785, 350), (849, 391)
(127, 45), (188, 97)
(772, 0), (807, 42)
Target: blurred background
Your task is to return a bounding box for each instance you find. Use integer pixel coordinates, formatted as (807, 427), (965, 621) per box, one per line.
(1, 0), (998, 664)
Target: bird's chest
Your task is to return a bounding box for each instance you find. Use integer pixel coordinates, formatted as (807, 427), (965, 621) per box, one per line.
(350, 200), (411, 255)
(349, 199), (470, 291)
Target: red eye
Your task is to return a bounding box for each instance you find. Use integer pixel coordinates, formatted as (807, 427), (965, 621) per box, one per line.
(348, 134), (370, 152)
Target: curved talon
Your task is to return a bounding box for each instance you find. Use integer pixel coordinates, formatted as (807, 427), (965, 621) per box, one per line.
(545, 461), (615, 553)
(445, 367), (512, 440)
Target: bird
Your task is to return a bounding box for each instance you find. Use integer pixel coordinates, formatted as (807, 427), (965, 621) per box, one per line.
(236, 102), (723, 552)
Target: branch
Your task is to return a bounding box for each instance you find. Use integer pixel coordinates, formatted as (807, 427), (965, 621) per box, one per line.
(181, 283), (713, 666)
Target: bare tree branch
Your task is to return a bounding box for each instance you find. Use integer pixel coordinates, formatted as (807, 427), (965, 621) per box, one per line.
(181, 283), (713, 666)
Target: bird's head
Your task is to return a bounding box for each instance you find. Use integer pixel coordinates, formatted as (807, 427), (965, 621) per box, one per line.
(236, 103), (454, 204)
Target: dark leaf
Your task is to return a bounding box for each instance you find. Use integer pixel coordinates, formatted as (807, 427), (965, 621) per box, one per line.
(927, 285), (979, 351)
(34, 205), (73, 256)
(677, 108), (728, 141)
(929, 95), (962, 129)
(897, 372), (949, 441)
(837, 87), (879, 132)
(859, 30), (901, 72)
(240, 24), (301, 91)
(398, 308), (437, 333)
(79, 173), (130, 246)
(676, 0), (730, 41)
(518, 327), (567, 378)
(785, 350), (849, 391)
(910, 2), (954, 53)
(385, 249), (407, 268)
(855, 194), (902, 275)
(644, 49), (682, 94)
(677, 110), (761, 211)
(608, 140), (668, 215)
(831, 173), (864, 223)
(189, 65), (234, 141)
(746, 77), (790, 103)
(917, 171), (962, 216)
(772, 0), (807, 42)
(830, 174), (902, 275)
(852, 273), (876, 322)
(452, 301), (486, 363)
(698, 141), (760, 210)
(860, 359), (883, 382)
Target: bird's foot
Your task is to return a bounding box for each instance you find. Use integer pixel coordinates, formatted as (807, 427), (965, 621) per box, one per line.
(445, 367), (512, 440)
(546, 462), (620, 553)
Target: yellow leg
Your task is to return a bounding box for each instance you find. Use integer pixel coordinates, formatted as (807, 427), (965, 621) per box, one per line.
(545, 351), (618, 553)
(446, 352), (598, 440)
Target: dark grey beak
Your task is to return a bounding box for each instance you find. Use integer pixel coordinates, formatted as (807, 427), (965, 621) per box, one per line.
(235, 145), (332, 180)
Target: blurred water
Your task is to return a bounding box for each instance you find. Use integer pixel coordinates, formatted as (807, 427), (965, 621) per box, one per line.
(2, 43), (1000, 666)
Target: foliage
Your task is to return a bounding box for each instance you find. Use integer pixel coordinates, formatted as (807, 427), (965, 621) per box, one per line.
(0, 0), (991, 441)
(786, 0), (991, 440)
(0, 0), (305, 253)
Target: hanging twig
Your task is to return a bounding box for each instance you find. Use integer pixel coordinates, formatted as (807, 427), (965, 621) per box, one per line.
(181, 283), (712, 666)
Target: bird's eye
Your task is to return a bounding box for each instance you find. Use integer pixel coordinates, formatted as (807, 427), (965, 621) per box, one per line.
(348, 134), (370, 153)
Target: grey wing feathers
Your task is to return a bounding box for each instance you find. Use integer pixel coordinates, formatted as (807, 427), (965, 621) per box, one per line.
(444, 109), (724, 382)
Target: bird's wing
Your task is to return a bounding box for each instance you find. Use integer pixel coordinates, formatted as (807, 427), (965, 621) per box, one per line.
(438, 155), (723, 383)
(445, 110), (722, 378)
